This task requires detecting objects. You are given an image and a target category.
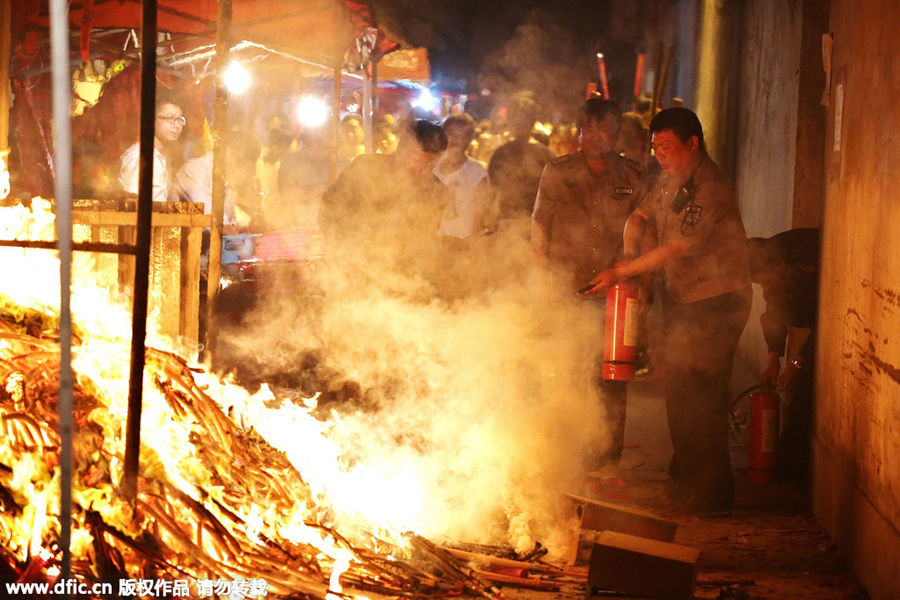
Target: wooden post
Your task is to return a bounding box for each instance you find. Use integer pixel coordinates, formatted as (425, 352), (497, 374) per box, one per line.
(649, 41), (663, 119)
(633, 51), (645, 100)
(181, 224), (203, 348)
(205, 0), (232, 360)
(654, 44), (674, 113)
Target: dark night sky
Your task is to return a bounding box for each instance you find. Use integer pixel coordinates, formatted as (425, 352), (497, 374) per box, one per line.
(367, 0), (647, 119)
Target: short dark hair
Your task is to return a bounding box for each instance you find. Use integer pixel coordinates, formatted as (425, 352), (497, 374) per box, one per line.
(649, 107), (706, 155)
(155, 90), (185, 113)
(405, 118), (447, 154)
(577, 98), (623, 131)
(442, 113), (477, 140)
(507, 91), (538, 127)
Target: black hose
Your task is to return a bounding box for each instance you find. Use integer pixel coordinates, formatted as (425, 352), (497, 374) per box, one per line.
(730, 383), (771, 409)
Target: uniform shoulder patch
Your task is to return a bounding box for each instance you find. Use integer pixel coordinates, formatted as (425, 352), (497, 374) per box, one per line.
(550, 154), (574, 166)
(623, 157), (645, 172)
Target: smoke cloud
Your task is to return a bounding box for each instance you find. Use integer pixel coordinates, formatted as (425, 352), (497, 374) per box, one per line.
(477, 10), (594, 120)
(223, 220), (611, 558)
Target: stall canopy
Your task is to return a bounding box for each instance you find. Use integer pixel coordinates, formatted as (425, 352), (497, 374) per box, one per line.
(11, 0), (400, 72)
(5, 0), (420, 197)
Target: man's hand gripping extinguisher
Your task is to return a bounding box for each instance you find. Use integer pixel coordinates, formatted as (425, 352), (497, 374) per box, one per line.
(602, 280), (640, 381)
(731, 384), (781, 483)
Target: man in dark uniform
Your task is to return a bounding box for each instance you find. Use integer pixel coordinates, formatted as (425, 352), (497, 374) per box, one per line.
(532, 98), (650, 476)
(747, 228), (819, 481)
(587, 107), (752, 512)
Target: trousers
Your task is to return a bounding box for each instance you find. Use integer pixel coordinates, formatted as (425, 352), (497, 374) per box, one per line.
(662, 286), (752, 505)
(589, 371), (627, 468)
(775, 351), (815, 482)
(583, 298), (629, 471)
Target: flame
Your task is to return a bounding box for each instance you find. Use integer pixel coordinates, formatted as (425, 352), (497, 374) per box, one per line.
(0, 196), (585, 596)
(325, 548), (354, 600)
(0, 198), (428, 594)
(29, 494), (47, 557)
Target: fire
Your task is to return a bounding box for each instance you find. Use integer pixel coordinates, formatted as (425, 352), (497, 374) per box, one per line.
(325, 548), (354, 600)
(0, 198), (525, 597)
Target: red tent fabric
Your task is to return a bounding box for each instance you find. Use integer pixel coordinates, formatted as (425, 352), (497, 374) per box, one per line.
(6, 1), (418, 199)
(11, 0), (379, 68)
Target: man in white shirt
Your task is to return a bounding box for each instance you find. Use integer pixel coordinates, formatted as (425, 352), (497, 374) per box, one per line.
(435, 113), (490, 239)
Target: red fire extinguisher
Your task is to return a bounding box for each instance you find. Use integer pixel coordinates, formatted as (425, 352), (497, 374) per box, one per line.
(602, 280), (640, 381)
(747, 386), (781, 483)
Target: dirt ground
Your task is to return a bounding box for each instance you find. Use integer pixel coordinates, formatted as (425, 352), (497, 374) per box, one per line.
(509, 377), (870, 600)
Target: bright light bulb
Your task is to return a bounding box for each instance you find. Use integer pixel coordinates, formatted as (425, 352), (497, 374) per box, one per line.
(296, 96), (329, 127)
(412, 89), (438, 111)
(224, 61), (251, 94)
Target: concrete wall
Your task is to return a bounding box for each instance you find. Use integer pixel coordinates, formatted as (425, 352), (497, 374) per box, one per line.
(730, 0), (803, 389)
(813, 1), (900, 597)
(693, 0), (743, 177)
(691, 0), (900, 595)
(734, 0), (801, 238)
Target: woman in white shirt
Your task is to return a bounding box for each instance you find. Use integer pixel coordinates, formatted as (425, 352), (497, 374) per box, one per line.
(119, 91), (186, 203)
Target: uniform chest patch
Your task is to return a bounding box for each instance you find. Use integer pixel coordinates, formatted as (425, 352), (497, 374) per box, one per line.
(615, 187), (634, 195)
(680, 204), (703, 236)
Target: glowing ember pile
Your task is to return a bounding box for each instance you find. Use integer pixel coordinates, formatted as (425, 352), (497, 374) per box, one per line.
(0, 199), (580, 598)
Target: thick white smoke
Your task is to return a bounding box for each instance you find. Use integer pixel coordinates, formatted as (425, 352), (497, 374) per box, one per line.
(225, 228), (611, 558)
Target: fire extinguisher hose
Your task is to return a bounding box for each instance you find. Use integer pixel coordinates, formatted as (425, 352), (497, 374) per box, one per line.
(730, 383), (767, 410)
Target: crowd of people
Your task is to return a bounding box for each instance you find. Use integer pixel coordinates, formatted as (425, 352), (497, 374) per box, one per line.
(120, 88), (817, 514)
(117, 89), (658, 244)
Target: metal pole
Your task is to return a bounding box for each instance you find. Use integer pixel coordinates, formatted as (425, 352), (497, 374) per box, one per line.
(329, 64), (341, 182)
(205, 0), (232, 361)
(328, 1), (342, 183)
(372, 58), (379, 125)
(0, 0), (11, 154)
(48, 0), (73, 585)
(0, 239), (137, 253)
(122, 0), (158, 502)
(362, 61), (373, 153)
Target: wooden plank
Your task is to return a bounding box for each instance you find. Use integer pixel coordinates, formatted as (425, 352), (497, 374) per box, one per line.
(67, 200), (207, 350)
(180, 225), (202, 348)
(72, 210), (212, 228)
(441, 548), (574, 576)
(586, 531), (700, 600)
(566, 494), (678, 543)
(147, 225), (182, 347)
